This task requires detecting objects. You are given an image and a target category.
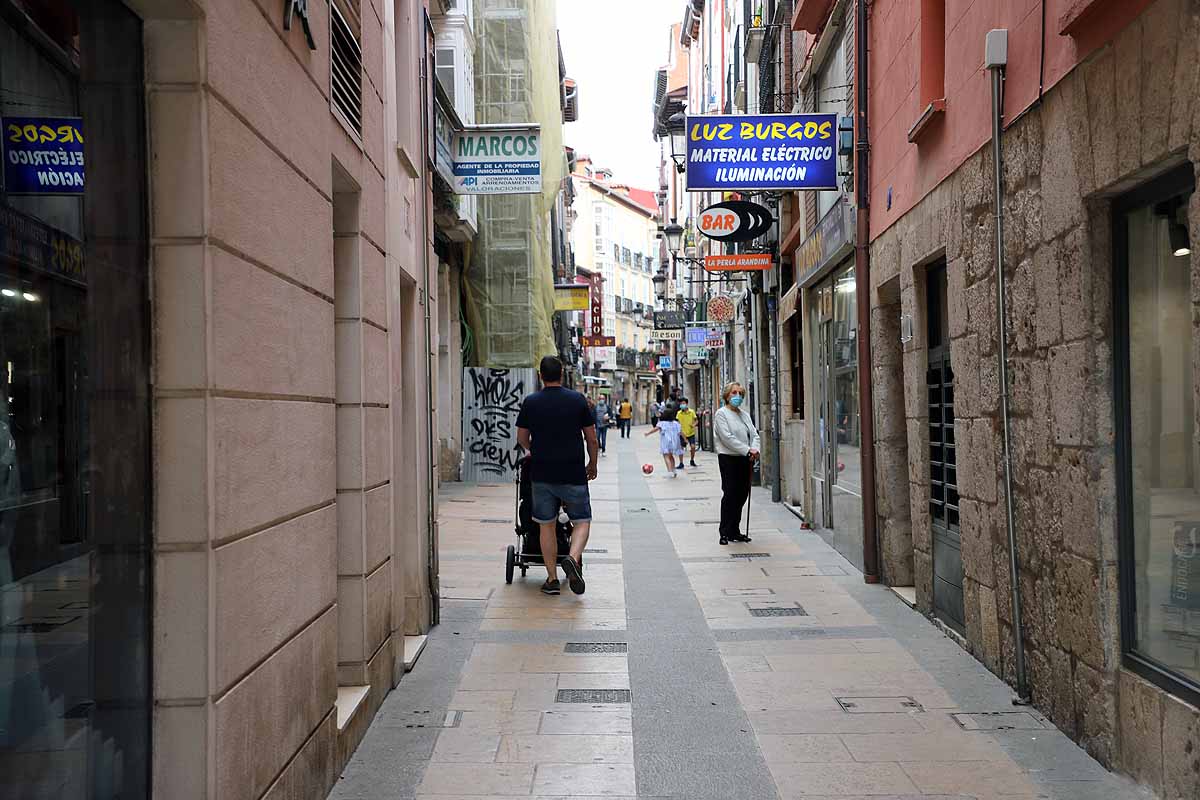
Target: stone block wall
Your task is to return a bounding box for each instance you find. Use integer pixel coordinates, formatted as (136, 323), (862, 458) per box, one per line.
(145, 0), (432, 797)
(868, 0), (1200, 794)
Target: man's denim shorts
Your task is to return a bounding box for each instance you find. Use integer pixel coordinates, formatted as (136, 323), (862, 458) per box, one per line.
(531, 482), (592, 523)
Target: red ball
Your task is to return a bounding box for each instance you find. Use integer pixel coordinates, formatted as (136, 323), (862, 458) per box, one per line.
(642, 463), (654, 474)
(837, 461), (845, 472)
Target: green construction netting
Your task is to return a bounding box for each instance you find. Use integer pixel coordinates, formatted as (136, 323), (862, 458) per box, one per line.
(462, 0), (565, 368)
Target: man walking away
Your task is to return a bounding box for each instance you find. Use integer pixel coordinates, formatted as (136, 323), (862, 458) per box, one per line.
(516, 356), (597, 595)
(617, 397), (633, 438)
(676, 397), (699, 468)
(649, 399), (660, 428)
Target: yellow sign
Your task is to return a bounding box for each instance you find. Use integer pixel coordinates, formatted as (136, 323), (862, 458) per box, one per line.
(554, 284), (590, 311)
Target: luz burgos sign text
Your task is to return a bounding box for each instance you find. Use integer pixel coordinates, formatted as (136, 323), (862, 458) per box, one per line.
(684, 113), (837, 192)
(2, 117), (84, 195)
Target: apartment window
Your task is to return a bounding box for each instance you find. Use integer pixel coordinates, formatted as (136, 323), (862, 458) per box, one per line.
(330, 0), (363, 134)
(435, 47), (456, 100)
(1115, 163), (1200, 707)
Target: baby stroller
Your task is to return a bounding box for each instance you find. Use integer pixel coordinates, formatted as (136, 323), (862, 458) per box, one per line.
(506, 455), (580, 583)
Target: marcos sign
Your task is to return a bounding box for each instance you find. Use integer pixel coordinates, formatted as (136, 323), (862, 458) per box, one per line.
(685, 113), (838, 192)
(2, 117), (84, 195)
(452, 125), (541, 195)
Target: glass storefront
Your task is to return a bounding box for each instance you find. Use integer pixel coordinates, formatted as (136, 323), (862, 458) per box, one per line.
(1, 1), (151, 797)
(808, 260), (863, 570)
(1117, 163), (1199, 704)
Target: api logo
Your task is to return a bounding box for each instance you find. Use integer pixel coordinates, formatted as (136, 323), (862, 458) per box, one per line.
(461, 177), (478, 187)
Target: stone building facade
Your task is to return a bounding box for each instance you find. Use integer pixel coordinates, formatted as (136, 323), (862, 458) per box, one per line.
(869, 0), (1200, 795)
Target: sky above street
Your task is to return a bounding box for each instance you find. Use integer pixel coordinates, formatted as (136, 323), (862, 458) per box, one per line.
(555, 0), (681, 191)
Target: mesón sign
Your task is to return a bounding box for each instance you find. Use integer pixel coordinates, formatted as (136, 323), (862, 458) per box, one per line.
(684, 113), (837, 192)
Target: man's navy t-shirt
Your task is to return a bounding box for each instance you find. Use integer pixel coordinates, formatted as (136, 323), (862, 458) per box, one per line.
(515, 386), (594, 485)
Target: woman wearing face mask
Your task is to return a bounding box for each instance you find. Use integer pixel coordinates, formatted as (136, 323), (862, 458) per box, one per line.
(714, 382), (760, 545)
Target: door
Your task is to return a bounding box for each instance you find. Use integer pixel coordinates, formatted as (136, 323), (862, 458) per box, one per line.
(810, 288), (833, 529)
(927, 263), (964, 631)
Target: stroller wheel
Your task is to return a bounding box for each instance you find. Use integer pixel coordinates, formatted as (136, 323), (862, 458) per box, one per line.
(505, 545), (516, 585)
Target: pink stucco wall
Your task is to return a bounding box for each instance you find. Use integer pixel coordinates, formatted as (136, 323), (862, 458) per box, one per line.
(868, 0), (1153, 240)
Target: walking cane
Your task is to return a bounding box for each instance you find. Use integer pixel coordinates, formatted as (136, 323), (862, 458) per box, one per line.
(744, 456), (753, 539)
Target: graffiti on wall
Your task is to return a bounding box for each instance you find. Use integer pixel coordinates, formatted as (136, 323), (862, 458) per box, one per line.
(462, 368), (533, 481)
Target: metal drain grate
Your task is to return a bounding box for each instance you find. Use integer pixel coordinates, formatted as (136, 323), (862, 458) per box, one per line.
(730, 552), (772, 559)
(479, 518), (509, 524)
(584, 548), (608, 554)
(952, 712), (1046, 730)
(556, 689), (631, 704)
(749, 606), (808, 617)
(401, 710), (462, 729)
(838, 696), (924, 714)
(691, 520), (722, 524)
(723, 588), (776, 596)
(564, 642), (628, 654)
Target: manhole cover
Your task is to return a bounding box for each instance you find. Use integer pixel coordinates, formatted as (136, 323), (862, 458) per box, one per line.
(952, 712), (1046, 730)
(838, 696), (924, 713)
(749, 607), (807, 617)
(564, 642), (628, 654)
(723, 588), (776, 596)
(730, 553), (772, 559)
(555, 689), (631, 704)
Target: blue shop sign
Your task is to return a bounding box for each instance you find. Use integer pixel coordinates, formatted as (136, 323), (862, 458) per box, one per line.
(2, 116), (85, 195)
(685, 113), (837, 192)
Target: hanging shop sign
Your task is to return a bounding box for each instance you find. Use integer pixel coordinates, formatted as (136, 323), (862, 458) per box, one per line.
(685, 326), (709, 347)
(452, 125), (541, 195)
(653, 310), (685, 330)
(0, 204), (86, 285)
(697, 200), (773, 243)
(684, 113), (838, 192)
(704, 253), (772, 272)
(433, 99), (458, 187)
(655, 328), (684, 341)
(2, 117), (85, 195)
(705, 331), (726, 349)
(796, 195), (856, 287)
(658, 355), (674, 370)
(554, 283), (590, 311)
(581, 272), (615, 347)
(686, 347), (709, 361)
(706, 294), (736, 323)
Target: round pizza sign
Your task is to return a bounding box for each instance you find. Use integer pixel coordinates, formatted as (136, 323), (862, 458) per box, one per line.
(707, 294), (735, 323)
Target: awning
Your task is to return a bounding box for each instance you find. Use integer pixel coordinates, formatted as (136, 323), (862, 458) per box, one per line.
(780, 283), (800, 324)
(792, 0), (834, 34)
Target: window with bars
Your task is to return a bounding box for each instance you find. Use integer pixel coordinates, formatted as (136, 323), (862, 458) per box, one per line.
(330, 1), (363, 135)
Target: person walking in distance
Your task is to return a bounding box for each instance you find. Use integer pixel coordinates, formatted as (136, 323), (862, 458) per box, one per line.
(593, 395), (612, 456)
(644, 403), (685, 478)
(649, 398), (661, 428)
(675, 397), (699, 469)
(714, 382), (759, 545)
(617, 397), (633, 438)
(515, 356), (596, 595)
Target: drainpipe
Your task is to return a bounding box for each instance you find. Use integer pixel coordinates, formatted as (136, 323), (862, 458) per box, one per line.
(420, 13), (440, 627)
(855, 0), (880, 583)
(986, 29), (1029, 703)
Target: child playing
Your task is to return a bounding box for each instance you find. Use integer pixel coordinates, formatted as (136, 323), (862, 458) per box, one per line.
(645, 405), (685, 478)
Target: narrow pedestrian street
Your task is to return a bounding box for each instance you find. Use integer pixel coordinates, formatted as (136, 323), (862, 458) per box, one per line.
(329, 428), (1148, 800)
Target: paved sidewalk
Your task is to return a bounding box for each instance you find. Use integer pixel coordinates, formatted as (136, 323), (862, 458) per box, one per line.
(329, 426), (1150, 799)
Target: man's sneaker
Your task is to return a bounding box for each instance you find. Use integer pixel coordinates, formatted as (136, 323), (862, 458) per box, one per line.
(677, 463), (684, 470)
(541, 579), (561, 595)
(690, 460), (698, 467)
(561, 556), (586, 595)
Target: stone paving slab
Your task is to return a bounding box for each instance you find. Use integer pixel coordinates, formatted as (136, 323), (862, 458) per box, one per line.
(329, 425), (1151, 800)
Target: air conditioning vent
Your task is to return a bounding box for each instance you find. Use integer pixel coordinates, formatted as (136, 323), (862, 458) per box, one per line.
(330, 2), (363, 135)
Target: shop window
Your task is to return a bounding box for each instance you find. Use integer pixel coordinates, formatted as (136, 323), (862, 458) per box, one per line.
(1, 1), (151, 796)
(1115, 163), (1200, 706)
